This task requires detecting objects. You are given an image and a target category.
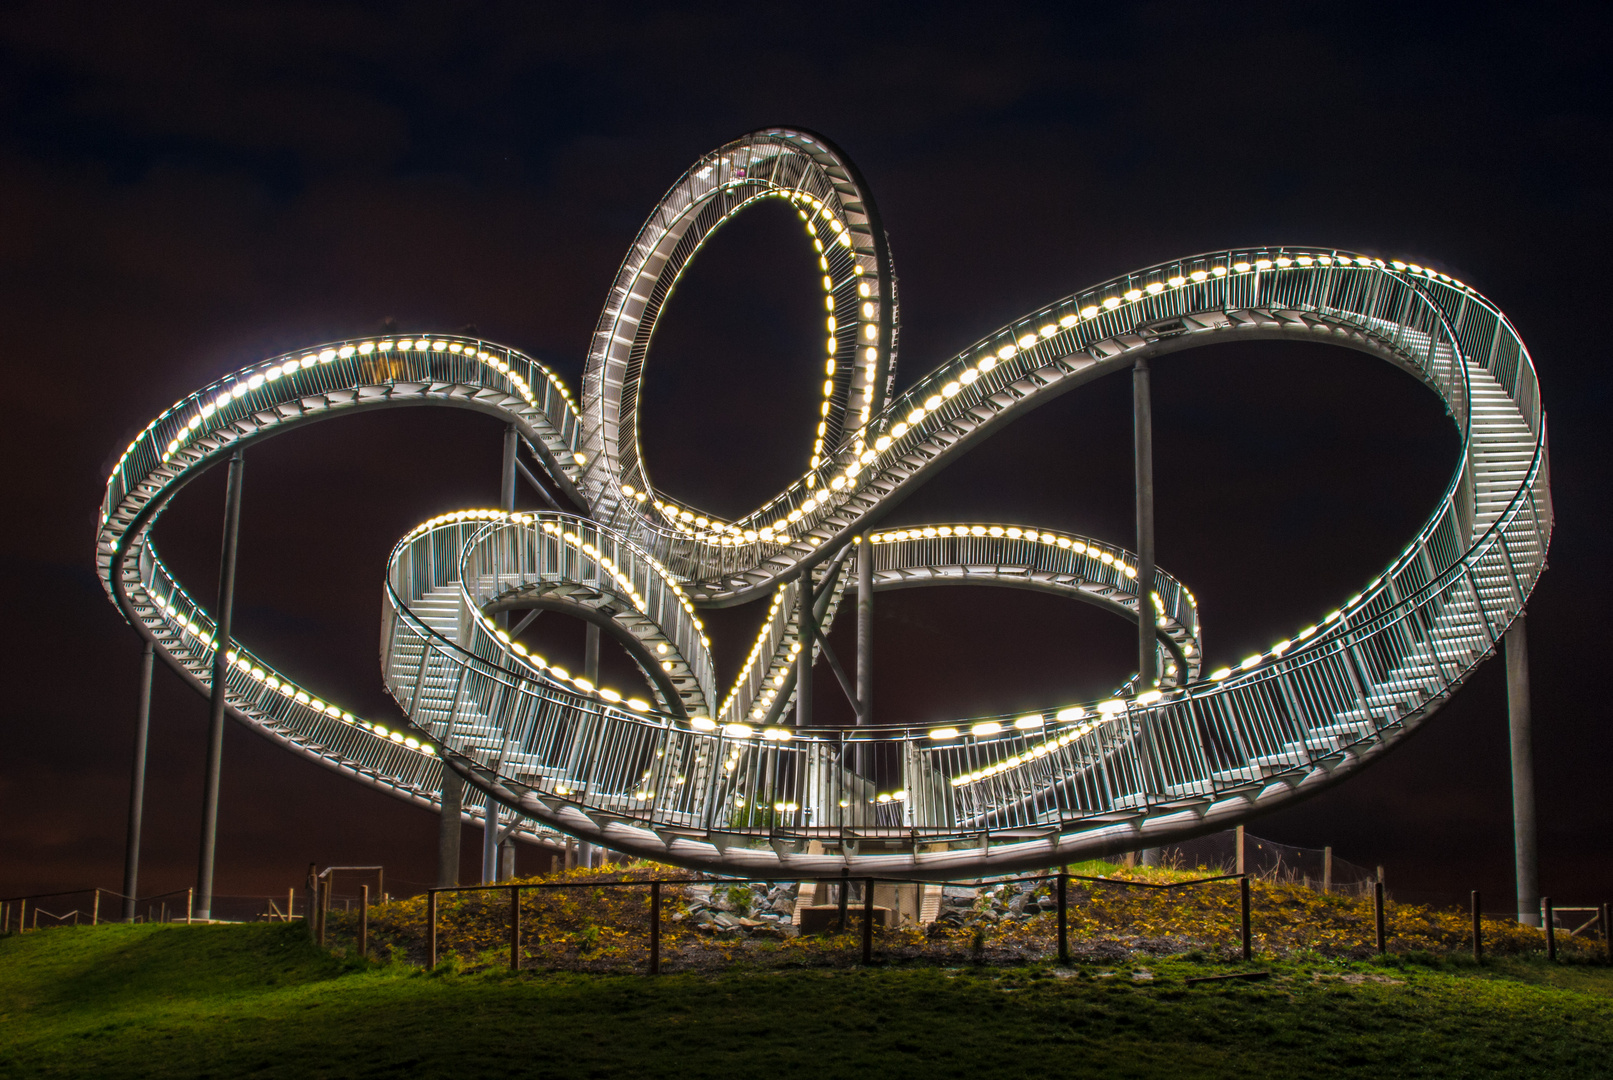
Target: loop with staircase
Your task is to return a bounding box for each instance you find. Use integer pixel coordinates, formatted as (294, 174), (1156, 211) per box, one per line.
(98, 128), (1550, 877)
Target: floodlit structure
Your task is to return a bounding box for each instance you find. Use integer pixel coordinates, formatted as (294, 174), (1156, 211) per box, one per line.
(98, 129), (1550, 901)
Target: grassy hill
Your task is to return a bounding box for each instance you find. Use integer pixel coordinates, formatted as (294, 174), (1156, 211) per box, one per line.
(2, 920), (1610, 1078)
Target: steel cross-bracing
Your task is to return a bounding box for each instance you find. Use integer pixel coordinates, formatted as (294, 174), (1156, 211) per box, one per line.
(96, 127), (1551, 880)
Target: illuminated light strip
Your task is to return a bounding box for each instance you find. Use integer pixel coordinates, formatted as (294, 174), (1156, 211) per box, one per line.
(136, 336), (578, 472)
(98, 208), (1539, 876)
(586, 248), (1478, 651)
(416, 512), (699, 720)
(130, 581), (435, 758)
(639, 249), (1444, 557)
(868, 525), (1150, 585)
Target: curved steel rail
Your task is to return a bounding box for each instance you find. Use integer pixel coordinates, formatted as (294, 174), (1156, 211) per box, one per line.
(97, 128), (1550, 876)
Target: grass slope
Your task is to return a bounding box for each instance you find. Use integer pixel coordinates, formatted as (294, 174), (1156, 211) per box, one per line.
(1, 922), (1610, 1078)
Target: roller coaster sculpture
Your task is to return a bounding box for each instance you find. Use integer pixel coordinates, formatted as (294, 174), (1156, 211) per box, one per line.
(98, 129), (1551, 879)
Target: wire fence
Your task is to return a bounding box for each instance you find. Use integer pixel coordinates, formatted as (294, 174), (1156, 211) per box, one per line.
(6, 829), (1609, 976)
(1159, 829), (1382, 898)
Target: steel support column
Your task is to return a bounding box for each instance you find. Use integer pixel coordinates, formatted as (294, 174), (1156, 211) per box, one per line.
(121, 640), (155, 921)
(1134, 359), (1160, 866)
(482, 791), (500, 884)
(196, 449), (244, 922)
(1506, 616), (1539, 926)
(501, 424), (518, 512)
(578, 624), (601, 869)
(1134, 357), (1157, 688)
(857, 535), (873, 726)
(437, 766), (462, 888)
(797, 569), (814, 728)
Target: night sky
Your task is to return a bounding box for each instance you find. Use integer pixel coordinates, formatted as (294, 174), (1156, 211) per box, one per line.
(3, 3), (1609, 910)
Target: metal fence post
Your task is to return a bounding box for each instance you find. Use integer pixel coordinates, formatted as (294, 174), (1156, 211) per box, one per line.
(837, 868), (849, 933)
(427, 890), (438, 968)
(359, 885), (369, 958)
(1057, 873), (1069, 964)
(1471, 890), (1482, 963)
(862, 878), (875, 964)
(1240, 876), (1252, 960)
(1543, 896), (1556, 961)
(510, 885), (521, 971)
(649, 881), (661, 975)
(1374, 881), (1386, 954)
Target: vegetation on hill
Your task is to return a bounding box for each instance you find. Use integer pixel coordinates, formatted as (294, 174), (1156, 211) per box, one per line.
(325, 860), (1599, 973)
(1, 919), (1610, 1079)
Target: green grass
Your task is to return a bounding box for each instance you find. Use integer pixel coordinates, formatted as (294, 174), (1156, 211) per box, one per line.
(2, 923), (1610, 1078)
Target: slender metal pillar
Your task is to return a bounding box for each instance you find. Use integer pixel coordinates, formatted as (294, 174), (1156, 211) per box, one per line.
(195, 449), (244, 922)
(501, 424), (518, 512)
(122, 641), (155, 921)
(575, 626), (601, 870)
(497, 426), (517, 634)
(437, 766), (462, 888)
(1133, 358), (1157, 689)
(482, 791), (499, 884)
(1506, 617), (1539, 926)
(796, 569), (814, 728)
(1133, 361), (1160, 864)
(856, 536), (873, 725)
(585, 625), (600, 686)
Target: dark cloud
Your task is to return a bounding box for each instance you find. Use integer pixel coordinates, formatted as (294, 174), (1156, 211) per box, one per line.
(2, 1), (1608, 910)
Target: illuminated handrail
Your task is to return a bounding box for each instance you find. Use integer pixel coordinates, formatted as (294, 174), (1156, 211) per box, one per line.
(96, 129), (1549, 878)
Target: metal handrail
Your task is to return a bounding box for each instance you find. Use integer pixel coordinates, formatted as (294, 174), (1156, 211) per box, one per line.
(96, 130), (1549, 879)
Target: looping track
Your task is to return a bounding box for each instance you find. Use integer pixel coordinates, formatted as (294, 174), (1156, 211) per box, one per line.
(98, 128), (1551, 877)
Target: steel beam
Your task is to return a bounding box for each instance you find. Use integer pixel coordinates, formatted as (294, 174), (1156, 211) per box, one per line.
(857, 535), (873, 725)
(195, 449), (244, 922)
(796, 569), (814, 727)
(1506, 616), (1539, 925)
(1134, 357), (1157, 689)
(121, 640), (154, 921)
(482, 791), (500, 884)
(437, 766), (462, 888)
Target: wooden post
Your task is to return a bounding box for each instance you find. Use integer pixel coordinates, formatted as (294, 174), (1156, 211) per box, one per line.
(837, 868), (849, 933)
(92, 890), (100, 926)
(862, 878), (875, 964)
(509, 885), (521, 971)
(427, 890), (438, 968)
(187, 887), (194, 925)
(1240, 876), (1251, 960)
(1543, 896), (1556, 961)
(1374, 881), (1386, 954)
(1323, 847), (1333, 894)
(1057, 874), (1069, 964)
(1602, 901), (1611, 961)
(317, 881), (328, 946)
(16, 900), (23, 932)
(288, 887), (295, 922)
(649, 881), (661, 975)
(1235, 825), (1246, 876)
(1472, 890), (1483, 963)
(359, 885), (369, 958)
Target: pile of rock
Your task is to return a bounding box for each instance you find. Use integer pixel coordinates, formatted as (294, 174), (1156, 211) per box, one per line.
(677, 881), (801, 938)
(931, 881), (1057, 930)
